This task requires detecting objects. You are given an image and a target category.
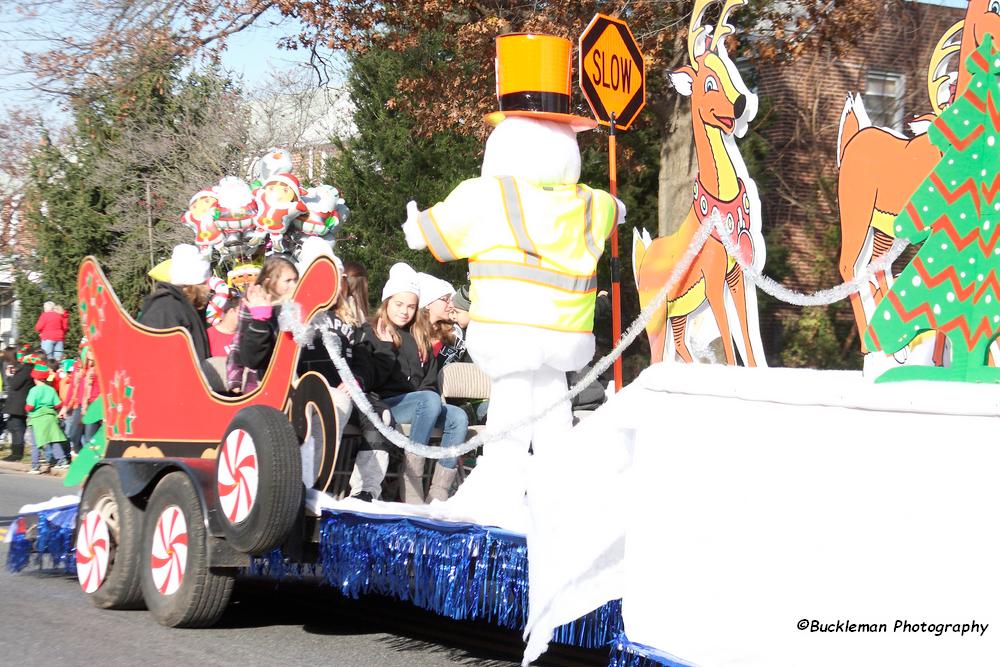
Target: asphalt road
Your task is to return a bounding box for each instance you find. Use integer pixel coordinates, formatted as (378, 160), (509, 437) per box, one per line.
(0, 467), (605, 667)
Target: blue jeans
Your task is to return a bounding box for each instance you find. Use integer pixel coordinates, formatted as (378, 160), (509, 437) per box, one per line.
(29, 428), (66, 468)
(41, 339), (64, 361)
(382, 391), (468, 469)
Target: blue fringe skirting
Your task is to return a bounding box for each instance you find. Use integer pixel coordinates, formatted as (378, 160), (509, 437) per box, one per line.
(8, 505), (624, 655)
(6, 504), (78, 575)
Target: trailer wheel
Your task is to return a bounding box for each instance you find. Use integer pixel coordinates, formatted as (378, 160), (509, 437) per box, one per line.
(141, 472), (234, 627)
(76, 465), (144, 609)
(216, 405), (302, 555)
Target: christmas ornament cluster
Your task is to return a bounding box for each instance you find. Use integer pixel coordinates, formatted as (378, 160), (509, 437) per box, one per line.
(181, 147), (349, 270)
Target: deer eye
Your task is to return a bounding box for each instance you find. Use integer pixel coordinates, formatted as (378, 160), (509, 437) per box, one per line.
(704, 76), (719, 93)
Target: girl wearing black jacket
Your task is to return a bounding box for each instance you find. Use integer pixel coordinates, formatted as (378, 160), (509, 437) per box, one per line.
(3, 349), (33, 461)
(367, 263), (468, 504)
(226, 255), (299, 393)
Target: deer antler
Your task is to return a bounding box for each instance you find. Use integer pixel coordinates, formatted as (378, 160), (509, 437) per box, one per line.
(927, 20), (964, 114)
(687, 0), (717, 70)
(710, 0), (748, 53)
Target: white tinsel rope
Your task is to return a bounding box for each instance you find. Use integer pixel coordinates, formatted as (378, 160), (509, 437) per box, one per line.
(709, 212), (910, 306)
(280, 212), (905, 458)
(278, 215), (716, 459)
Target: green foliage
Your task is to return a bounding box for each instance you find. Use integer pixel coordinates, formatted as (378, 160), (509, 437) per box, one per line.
(328, 37), (481, 307)
(779, 306), (850, 369)
(16, 50), (247, 340)
(12, 270), (46, 349)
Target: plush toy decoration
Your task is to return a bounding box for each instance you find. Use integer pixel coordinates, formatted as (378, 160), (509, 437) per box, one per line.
(226, 263), (261, 293)
(204, 276), (232, 327)
(181, 189), (225, 258)
(402, 33), (624, 526)
(256, 148), (294, 186)
(213, 176), (258, 258)
(299, 184), (347, 241)
(250, 173), (309, 253)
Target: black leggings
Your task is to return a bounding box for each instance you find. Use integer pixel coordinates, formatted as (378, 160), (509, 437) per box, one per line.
(7, 415), (25, 457)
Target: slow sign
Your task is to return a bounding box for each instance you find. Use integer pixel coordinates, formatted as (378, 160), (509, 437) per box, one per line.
(579, 14), (646, 130)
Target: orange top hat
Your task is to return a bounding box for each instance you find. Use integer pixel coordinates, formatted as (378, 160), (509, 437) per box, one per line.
(486, 33), (597, 132)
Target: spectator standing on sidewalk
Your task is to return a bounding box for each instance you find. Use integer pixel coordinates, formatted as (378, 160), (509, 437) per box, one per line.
(35, 302), (69, 361)
(3, 348), (32, 461)
(25, 356), (69, 473)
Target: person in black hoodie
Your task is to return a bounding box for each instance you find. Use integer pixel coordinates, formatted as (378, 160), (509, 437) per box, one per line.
(366, 263), (468, 504)
(3, 347), (34, 461)
(139, 244), (212, 361)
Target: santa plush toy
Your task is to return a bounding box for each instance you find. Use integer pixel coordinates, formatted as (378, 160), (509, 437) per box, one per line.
(256, 148), (294, 185)
(299, 184), (347, 241)
(213, 176), (258, 257)
(181, 189), (225, 258)
(251, 172), (309, 253)
(402, 33), (624, 528)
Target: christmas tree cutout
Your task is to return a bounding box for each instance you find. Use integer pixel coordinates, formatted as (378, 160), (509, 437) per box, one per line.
(865, 34), (1000, 383)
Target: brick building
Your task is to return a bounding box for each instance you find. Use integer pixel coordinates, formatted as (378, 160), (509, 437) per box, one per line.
(750, 0), (965, 352)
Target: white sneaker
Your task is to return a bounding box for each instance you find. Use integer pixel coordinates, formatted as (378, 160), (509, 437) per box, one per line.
(27, 468), (42, 475)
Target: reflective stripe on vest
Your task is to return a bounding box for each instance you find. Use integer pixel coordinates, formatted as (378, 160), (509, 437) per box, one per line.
(469, 262), (597, 293)
(497, 176), (541, 266)
(577, 185), (600, 258)
(417, 210), (458, 261)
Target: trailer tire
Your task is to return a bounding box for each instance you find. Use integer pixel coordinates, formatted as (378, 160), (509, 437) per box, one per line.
(215, 405), (302, 555)
(141, 472), (234, 627)
(76, 465), (145, 609)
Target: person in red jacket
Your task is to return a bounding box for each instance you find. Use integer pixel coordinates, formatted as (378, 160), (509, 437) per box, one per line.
(34, 302), (69, 361)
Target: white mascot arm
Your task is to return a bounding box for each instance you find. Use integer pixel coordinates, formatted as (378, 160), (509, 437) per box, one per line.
(402, 200), (427, 250)
(615, 197), (627, 226)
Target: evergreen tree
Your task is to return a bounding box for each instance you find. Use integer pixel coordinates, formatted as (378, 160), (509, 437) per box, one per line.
(865, 36), (1000, 382)
(327, 37), (481, 302)
(17, 50), (248, 344)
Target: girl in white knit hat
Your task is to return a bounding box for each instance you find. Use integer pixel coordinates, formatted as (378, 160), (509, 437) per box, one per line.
(362, 263), (468, 503)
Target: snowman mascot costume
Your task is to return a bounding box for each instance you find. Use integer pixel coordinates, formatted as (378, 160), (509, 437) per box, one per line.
(402, 34), (624, 529)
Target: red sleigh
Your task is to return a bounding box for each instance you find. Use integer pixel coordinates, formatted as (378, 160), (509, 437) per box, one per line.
(77, 255), (343, 482)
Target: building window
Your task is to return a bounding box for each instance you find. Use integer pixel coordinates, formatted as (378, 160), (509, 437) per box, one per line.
(863, 71), (906, 132)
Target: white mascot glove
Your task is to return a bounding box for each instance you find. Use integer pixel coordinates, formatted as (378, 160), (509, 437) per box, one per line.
(615, 197), (627, 226)
(402, 200), (427, 250)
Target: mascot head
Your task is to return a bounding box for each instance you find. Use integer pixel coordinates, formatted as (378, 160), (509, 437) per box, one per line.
(480, 33), (595, 186)
(481, 117), (581, 186)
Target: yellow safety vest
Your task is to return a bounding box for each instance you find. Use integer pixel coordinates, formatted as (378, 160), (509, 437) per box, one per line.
(417, 176), (620, 333)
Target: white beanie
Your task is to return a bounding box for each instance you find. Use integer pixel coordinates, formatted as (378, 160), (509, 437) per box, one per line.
(417, 273), (455, 309)
(381, 262), (420, 301)
(168, 244), (211, 286)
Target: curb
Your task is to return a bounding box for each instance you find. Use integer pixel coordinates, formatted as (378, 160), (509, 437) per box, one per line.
(0, 459), (69, 477)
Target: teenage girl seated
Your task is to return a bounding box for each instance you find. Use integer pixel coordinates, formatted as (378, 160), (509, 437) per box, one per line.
(366, 263), (468, 504)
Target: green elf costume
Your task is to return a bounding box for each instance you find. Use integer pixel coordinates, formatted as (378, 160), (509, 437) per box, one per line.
(26, 358), (68, 448)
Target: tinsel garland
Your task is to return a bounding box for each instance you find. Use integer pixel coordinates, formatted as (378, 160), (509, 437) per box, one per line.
(8, 504), (625, 654)
(5, 505), (78, 574)
(246, 548), (318, 580)
(607, 633), (693, 667)
(318, 510), (623, 649)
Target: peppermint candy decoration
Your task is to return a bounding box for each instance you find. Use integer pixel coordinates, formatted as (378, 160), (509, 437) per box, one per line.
(217, 429), (259, 524)
(150, 505), (188, 595)
(76, 509), (111, 594)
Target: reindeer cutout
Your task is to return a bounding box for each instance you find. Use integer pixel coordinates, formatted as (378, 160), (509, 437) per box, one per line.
(632, 0), (766, 366)
(837, 0), (1000, 363)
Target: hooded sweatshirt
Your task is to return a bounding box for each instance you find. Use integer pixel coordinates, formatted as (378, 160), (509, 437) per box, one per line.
(138, 282), (210, 361)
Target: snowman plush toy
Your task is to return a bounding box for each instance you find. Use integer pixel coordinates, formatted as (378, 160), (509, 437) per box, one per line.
(402, 33), (624, 528)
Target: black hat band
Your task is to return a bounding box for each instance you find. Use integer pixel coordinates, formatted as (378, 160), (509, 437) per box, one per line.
(498, 91), (571, 115)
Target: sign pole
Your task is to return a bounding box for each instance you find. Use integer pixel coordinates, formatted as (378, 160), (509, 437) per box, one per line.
(578, 12), (645, 391)
(609, 113), (623, 393)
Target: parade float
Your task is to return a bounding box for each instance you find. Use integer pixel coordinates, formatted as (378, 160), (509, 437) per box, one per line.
(8, 1), (1000, 666)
